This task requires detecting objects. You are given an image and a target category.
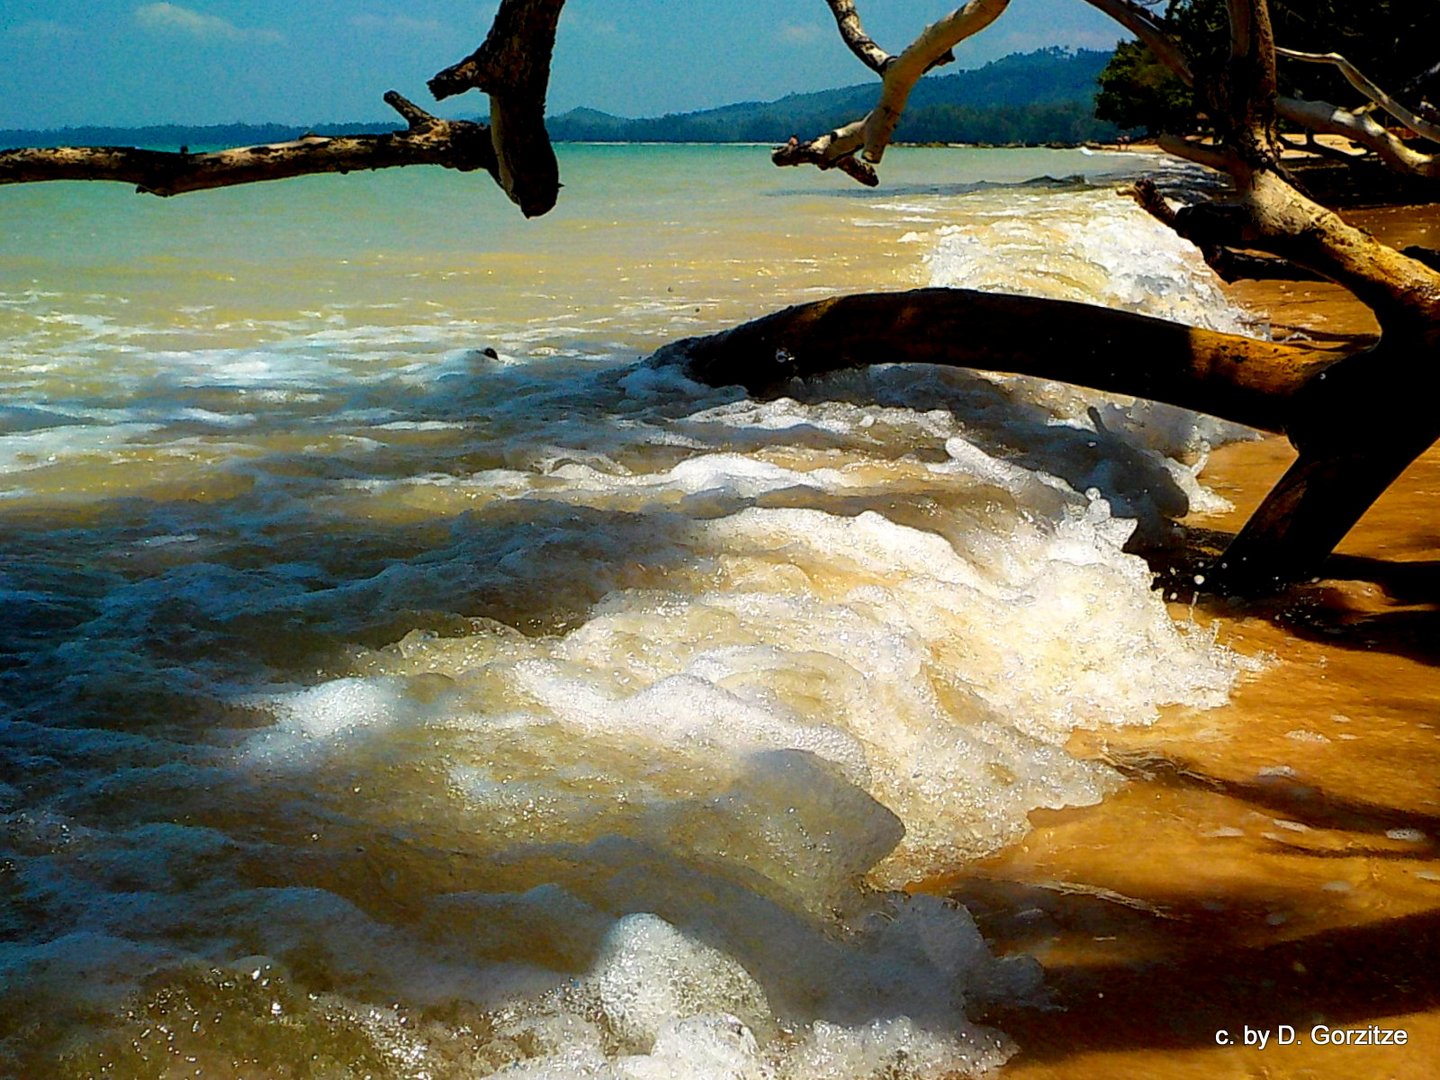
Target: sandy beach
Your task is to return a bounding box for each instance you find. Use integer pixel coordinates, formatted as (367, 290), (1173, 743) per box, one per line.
(950, 201), (1440, 1079)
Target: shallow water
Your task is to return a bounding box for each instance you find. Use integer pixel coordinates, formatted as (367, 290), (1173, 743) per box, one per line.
(2, 144), (1267, 1078)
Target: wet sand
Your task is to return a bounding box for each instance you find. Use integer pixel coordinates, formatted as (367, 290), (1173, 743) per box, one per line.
(937, 203), (1440, 1078)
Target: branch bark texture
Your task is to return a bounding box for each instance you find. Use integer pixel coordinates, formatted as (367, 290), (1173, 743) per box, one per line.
(660, 287), (1331, 436)
(0, 93), (495, 196)
(1277, 48), (1440, 146)
(824, 0), (891, 73)
(429, 0), (566, 217)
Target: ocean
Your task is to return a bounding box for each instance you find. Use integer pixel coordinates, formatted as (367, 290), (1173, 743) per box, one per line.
(2, 144), (1262, 1078)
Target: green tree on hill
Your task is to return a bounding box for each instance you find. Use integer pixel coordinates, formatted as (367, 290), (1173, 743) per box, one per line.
(1096, 0), (1440, 135)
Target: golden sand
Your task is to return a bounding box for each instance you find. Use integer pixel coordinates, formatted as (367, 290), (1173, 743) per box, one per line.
(933, 203), (1440, 1079)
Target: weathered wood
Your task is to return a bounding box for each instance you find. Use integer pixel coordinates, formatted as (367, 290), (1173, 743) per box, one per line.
(1218, 432), (1440, 591)
(429, 0), (565, 217)
(860, 1), (1007, 163)
(823, 0), (891, 74)
(1277, 47), (1440, 146)
(775, 0), (1008, 182)
(0, 93), (495, 197)
(659, 287), (1334, 435)
(1276, 97), (1440, 179)
(1125, 179), (1325, 284)
(1079, 0), (1194, 86)
(1215, 332), (1440, 589)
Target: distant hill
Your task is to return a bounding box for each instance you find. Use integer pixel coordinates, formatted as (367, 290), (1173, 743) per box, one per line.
(0, 121), (404, 152)
(0, 49), (1120, 153)
(548, 48), (1121, 145)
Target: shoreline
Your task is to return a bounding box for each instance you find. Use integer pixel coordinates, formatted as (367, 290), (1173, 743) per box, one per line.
(946, 200), (1440, 1078)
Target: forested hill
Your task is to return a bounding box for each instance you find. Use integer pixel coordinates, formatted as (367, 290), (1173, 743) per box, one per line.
(0, 49), (1120, 152)
(549, 48), (1121, 145)
(0, 120), (405, 152)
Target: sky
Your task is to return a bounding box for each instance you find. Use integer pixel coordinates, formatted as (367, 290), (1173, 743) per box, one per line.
(1, 2), (1128, 129)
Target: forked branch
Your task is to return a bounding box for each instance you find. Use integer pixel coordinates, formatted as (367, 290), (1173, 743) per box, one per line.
(1276, 98), (1440, 179)
(1277, 48), (1440, 146)
(0, 92), (495, 196)
(862, 0), (1010, 163)
(776, 1), (1009, 183)
(429, 0), (566, 217)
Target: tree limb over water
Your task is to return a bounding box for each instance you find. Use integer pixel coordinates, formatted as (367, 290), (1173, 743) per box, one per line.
(655, 287), (1332, 436)
(0, 0), (566, 215)
(776, 0), (1440, 593)
(3, 0), (1440, 593)
(0, 93), (495, 197)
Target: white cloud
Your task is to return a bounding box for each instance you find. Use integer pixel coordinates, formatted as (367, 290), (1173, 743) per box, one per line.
(134, 3), (283, 44)
(778, 23), (824, 46)
(350, 14), (444, 35)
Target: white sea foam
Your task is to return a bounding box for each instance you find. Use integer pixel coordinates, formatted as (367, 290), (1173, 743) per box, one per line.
(0, 150), (1267, 1078)
(923, 188), (1259, 337)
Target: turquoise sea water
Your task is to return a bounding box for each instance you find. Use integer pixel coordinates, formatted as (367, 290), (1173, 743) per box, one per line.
(2, 144), (1257, 1078)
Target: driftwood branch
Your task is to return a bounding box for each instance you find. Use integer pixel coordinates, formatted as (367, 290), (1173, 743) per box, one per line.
(775, 1), (1007, 183)
(429, 0), (566, 217)
(1124, 179), (1323, 283)
(772, 123), (876, 185)
(1278, 48), (1440, 146)
(0, 93), (496, 196)
(1079, 0), (1194, 86)
(657, 287), (1333, 435)
(823, 0), (891, 74)
(1276, 97), (1440, 179)
(861, 0), (1010, 163)
(1154, 134), (1233, 172)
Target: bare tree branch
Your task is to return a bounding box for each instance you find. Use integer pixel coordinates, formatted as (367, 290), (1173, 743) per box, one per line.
(772, 124), (877, 184)
(658, 287), (1333, 435)
(823, 0), (891, 74)
(1079, 0), (1194, 86)
(777, 1), (1008, 183)
(429, 0), (566, 217)
(1278, 48), (1440, 146)
(0, 93), (495, 196)
(862, 1), (1011, 163)
(1155, 134), (1233, 172)
(1276, 97), (1440, 178)
(1124, 179), (1324, 283)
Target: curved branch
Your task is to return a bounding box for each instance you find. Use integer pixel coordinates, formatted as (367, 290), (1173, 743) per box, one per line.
(771, 120), (874, 183)
(429, 0), (566, 217)
(1276, 97), (1440, 178)
(1155, 134), (1234, 172)
(823, 0), (891, 74)
(862, 0), (1011, 163)
(777, 0), (1008, 183)
(655, 287), (1334, 434)
(0, 93), (495, 196)
(1278, 48), (1440, 146)
(1170, 168), (1440, 332)
(1079, 0), (1194, 86)
(1124, 179), (1323, 283)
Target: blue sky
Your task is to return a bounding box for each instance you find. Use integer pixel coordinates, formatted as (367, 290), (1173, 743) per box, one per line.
(2, 2), (1127, 128)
